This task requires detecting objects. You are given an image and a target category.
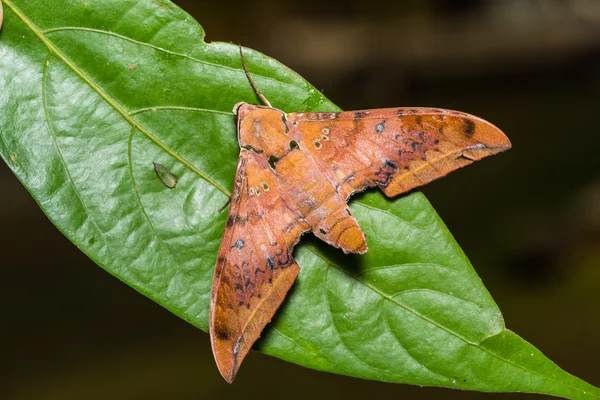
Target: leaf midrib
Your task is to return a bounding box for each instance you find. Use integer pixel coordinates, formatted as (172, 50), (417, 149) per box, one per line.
(4, 0), (230, 196)
(5, 1), (596, 396)
(309, 246), (598, 397)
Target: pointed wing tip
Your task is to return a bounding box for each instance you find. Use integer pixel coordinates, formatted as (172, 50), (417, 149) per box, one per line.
(209, 260), (300, 384)
(216, 359), (238, 384)
(210, 331), (241, 384)
(477, 119), (512, 153)
(209, 312), (240, 384)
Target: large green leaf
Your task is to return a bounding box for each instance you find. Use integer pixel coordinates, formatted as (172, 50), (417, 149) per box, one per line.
(0, 0), (597, 398)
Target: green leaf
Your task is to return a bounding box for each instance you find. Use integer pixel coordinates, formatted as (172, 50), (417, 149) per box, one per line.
(0, 0), (597, 398)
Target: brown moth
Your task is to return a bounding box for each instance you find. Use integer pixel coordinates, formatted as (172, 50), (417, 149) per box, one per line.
(209, 48), (511, 383)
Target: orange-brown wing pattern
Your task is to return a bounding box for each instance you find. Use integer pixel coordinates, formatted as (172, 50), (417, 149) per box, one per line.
(210, 103), (510, 383)
(237, 103), (368, 255)
(286, 108), (511, 199)
(275, 148), (367, 254)
(209, 149), (308, 383)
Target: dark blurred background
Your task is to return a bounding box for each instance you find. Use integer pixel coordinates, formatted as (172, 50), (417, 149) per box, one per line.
(2, 0), (599, 399)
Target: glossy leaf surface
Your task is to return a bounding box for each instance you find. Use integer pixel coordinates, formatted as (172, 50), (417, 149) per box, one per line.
(0, 1), (597, 398)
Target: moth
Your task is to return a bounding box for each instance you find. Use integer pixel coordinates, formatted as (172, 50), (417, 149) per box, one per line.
(209, 48), (511, 383)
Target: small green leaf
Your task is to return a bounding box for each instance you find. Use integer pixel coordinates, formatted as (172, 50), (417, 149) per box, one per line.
(0, 1), (597, 398)
(153, 162), (178, 189)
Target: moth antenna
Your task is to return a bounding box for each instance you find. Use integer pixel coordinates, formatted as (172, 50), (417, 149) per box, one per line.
(239, 45), (272, 108)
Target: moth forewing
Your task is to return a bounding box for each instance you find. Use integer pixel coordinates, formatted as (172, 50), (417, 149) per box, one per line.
(209, 48), (511, 383)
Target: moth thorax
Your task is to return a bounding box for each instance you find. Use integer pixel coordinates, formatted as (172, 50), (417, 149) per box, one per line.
(238, 107), (291, 159)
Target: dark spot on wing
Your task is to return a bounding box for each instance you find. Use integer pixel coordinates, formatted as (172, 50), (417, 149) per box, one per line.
(354, 111), (368, 119)
(236, 216), (248, 227)
(411, 142), (420, 150)
(233, 238), (245, 249)
(267, 256), (275, 272)
(346, 208), (352, 215)
(375, 167), (394, 185)
(319, 228), (327, 235)
(248, 210), (265, 220)
(227, 215), (235, 228)
(268, 155), (279, 169)
(464, 119), (476, 138)
(235, 283), (243, 291)
(397, 109), (405, 117)
(281, 116), (289, 133)
(289, 140), (299, 150)
(375, 121), (385, 133)
(384, 160), (398, 170)
(318, 112), (336, 119)
(434, 139), (440, 145)
(215, 328), (230, 340)
(242, 144), (264, 154)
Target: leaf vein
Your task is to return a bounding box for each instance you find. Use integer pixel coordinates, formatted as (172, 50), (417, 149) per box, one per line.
(324, 266), (403, 379)
(355, 262), (452, 277)
(129, 106), (233, 116)
(41, 51), (111, 256)
(4, 1), (230, 196)
(380, 302), (449, 381)
(127, 127), (183, 277)
(271, 327), (334, 369)
(312, 247), (597, 397)
(352, 202), (424, 232)
(42, 26), (297, 90)
(390, 288), (482, 310)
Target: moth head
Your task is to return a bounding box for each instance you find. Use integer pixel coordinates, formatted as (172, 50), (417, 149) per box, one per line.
(236, 103), (291, 159)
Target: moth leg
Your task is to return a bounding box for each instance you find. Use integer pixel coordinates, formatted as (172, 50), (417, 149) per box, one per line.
(218, 195), (232, 213)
